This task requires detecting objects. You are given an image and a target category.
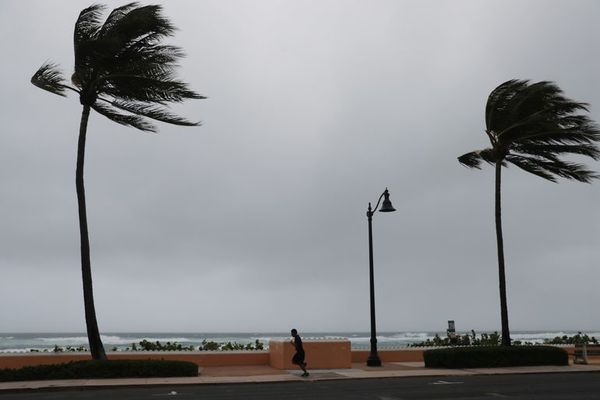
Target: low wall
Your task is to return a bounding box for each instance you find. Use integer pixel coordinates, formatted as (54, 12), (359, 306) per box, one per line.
(1, 345), (583, 370)
(352, 348), (425, 363)
(269, 339), (351, 369)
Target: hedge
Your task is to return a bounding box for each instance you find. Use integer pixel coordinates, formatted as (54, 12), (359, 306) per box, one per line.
(424, 345), (568, 368)
(0, 359), (199, 382)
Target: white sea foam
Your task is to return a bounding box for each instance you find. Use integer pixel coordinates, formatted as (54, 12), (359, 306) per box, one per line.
(251, 336), (276, 343)
(511, 332), (600, 343)
(392, 332), (431, 339)
(38, 336), (89, 343)
(122, 337), (193, 344)
(0, 349), (33, 353)
(36, 335), (195, 345)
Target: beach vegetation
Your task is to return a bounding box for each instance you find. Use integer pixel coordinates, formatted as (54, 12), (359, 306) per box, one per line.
(216, 339), (265, 351)
(458, 80), (600, 346)
(0, 360), (198, 382)
(410, 330), (500, 347)
(53, 345), (88, 353)
(30, 3), (204, 360)
(130, 339), (265, 351)
(424, 345), (568, 368)
(410, 330), (599, 347)
(543, 332), (598, 345)
(136, 340), (196, 351)
(30, 339), (267, 353)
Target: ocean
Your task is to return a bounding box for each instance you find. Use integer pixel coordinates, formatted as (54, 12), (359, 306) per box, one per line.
(1, 331), (598, 353)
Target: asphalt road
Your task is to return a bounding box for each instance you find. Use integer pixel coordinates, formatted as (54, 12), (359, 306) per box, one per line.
(1, 373), (600, 399)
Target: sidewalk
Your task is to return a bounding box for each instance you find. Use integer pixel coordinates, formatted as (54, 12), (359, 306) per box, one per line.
(1, 362), (600, 392)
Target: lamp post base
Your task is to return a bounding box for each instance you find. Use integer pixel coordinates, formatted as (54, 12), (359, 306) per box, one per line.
(366, 354), (382, 367)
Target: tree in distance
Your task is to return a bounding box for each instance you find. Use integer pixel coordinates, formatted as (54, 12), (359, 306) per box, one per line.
(458, 79), (600, 346)
(31, 3), (205, 360)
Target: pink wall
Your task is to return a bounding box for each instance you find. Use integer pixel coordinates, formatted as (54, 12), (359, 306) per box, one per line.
(269, 339), (351, 369)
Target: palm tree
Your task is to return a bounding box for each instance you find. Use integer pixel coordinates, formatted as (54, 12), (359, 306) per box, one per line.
(31, 3), (204, 360)
(458, 79), (600, 346)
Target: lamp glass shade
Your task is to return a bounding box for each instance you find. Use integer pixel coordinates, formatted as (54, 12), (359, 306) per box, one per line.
(379, 190), (396, 212)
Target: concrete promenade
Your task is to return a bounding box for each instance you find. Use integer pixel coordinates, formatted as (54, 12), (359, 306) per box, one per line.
(1, 361), (600, 392)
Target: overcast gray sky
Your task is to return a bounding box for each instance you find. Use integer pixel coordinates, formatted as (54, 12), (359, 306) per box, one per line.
(1, 0), (599, 334)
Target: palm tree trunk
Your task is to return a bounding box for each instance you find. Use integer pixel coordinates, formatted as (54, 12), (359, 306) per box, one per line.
(495, 160), (511, 346)
(77, 105), (107, 360)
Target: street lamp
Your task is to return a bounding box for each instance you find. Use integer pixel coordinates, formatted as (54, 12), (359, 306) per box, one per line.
(366, 188), (396, 367)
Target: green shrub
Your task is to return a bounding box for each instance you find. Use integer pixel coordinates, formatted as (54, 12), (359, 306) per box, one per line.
(411, 330), (501, 347)
(424, 346), (568, 368)
(135, 340), (196, 351)
(543, 332), (598, 345)
(197, 339), (265, 351)
(0, 359), (199, 382)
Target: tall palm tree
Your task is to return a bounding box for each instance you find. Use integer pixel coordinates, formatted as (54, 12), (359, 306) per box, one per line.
(31, 3), (204, 360)
(458, 80), (600, 346)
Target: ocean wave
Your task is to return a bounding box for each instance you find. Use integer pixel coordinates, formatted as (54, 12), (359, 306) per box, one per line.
(36, 335), (195, 345)
(391, 332), (431, 339)
(349, 333), (433, 341)
(511, 332), (600, 342)
(251, 336), (278, 343)
(38, 336), (89, 343)
(0, 349), (33, 353)
(125, 337), (193, 344)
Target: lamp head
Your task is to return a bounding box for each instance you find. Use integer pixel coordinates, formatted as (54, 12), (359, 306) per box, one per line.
(379, 188), (396, 212)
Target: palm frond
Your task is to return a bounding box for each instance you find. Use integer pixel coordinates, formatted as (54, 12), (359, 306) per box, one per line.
(458, 148), (496, 169)
(514, 142), (600, 160)
(485, 79), (528, 133)
(97, 2), (140, 37)
(74, 4), (105, 46)
(73, 4), (107, 88)
(536, 159), (598, 183)
(97, 4), (175, 50)
(505, 155), (557, 182)
(489, 80), (593, 144)
(513, 122), (600, 145)
(542, 161), (600, 183)
(465, 79), (600, 183)
(112, 45), (185, 75)
(92, 102), (156, 132)
(63, 3), (203, 131)
(507, 154), (599, 183)
(110, 100), (200, 126)
(31, 62), (70, 97)
(89, 45), (185, 86)
(103, 76), (204, 103)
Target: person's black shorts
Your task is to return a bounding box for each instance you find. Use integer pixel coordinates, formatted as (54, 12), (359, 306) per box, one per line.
(292, 352), (305, 365)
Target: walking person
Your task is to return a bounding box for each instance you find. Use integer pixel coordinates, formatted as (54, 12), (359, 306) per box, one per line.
(291, 329), (309, 377)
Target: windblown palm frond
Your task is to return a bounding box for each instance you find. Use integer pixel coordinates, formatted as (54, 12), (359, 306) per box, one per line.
(459, 79), (600, 183)
(92, 101), (156, 132)
(74, 4), (106, 49)
(110, 100), (200, 126)
(457, 149), (496, 169)
(34, 2), (203, 131)
(31, 63), (69, 97)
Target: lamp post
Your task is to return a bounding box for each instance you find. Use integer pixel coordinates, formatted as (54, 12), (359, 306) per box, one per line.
(366, 188), (396, 367)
